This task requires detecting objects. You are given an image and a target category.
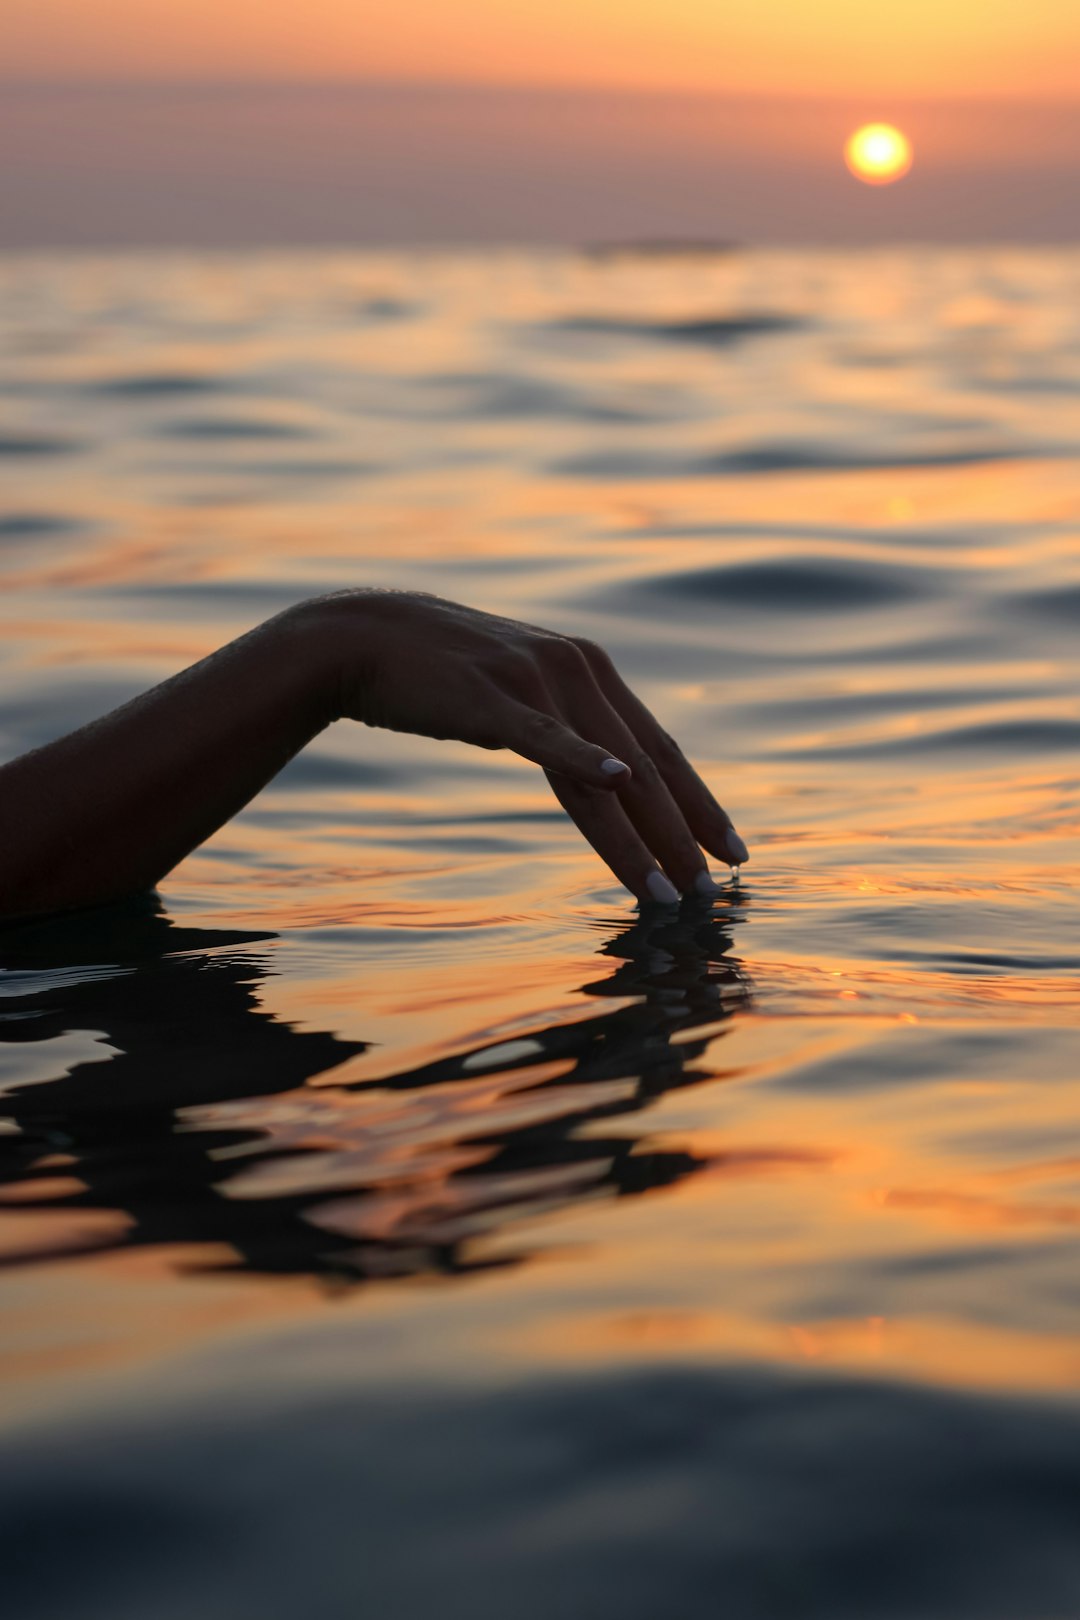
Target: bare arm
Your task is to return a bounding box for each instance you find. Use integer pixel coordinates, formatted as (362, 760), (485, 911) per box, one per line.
(0, 589), (748, 926)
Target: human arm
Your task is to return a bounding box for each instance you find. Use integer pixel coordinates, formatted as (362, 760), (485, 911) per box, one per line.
(0, 589), (748, 926)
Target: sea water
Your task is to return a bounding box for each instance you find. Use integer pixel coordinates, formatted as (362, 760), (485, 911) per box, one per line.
(1, 248), (1079, 1618)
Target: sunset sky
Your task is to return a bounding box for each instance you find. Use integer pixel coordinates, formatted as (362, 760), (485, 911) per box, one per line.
(7, 0), (1080, 96)
(3, 1), (1079, 245)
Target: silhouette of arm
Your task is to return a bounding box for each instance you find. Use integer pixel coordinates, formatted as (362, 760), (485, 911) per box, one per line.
(0, 589), (747, 925)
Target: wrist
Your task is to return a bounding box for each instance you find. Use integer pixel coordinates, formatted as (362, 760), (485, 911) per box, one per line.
(280, 590), (382, 726)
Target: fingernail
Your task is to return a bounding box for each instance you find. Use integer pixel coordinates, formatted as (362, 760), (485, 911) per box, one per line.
(694, 870), (724, 897)
(601, 757), (630, 776)
(725, 830), (749, 864)
(645, 871), (680, 905)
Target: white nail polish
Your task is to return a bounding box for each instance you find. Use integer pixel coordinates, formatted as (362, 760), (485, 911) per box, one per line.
(463, 1038), (545, 1071)
(694, 870), (723, 896)
(601, 757), (630, 776)
(726, 831), (749, 864)
(645, 871), (680, 905)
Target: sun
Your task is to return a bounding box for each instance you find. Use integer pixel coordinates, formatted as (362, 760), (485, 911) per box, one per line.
(844, 124), (913, 186)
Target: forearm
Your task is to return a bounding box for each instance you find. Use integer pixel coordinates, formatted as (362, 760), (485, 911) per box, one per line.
(0, 585), (746, 925)
(0, 598), (341, 925)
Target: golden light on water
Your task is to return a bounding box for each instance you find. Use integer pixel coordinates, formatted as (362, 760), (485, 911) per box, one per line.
(3, 249), (1080, 1469)
(844, 123), (913, 185)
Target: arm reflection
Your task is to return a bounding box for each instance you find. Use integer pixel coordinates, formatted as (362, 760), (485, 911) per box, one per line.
(0, 894), (751, 1286)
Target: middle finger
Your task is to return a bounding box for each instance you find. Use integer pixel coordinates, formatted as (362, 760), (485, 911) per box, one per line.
(556, 684), (722, 895)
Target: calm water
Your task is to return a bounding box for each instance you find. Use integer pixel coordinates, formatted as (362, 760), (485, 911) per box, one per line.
(2, 248), (1080, 1618)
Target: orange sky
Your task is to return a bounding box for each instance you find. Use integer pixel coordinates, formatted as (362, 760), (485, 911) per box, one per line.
(6, 0), (1080, 97)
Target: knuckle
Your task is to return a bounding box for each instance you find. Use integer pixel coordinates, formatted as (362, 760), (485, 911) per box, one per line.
(654, 728), (686, 771)
(542, 637), (589, 678)
(571, 636), (614, 674)
(522, 709), (564, 743)
(498, 649), (547, 701)
(626, 748), (661, 786)
(552, 776), (602, 805)
(496, 647), (533, 679)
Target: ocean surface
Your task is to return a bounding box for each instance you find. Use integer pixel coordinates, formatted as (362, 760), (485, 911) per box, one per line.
(1, 247), (1079, 1618)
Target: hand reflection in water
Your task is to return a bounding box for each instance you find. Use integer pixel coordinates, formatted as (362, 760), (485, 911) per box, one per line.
(0, 893), (750, 1284)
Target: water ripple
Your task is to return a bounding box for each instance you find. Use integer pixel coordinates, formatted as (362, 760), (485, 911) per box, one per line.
(2, 248), (1080, 1619)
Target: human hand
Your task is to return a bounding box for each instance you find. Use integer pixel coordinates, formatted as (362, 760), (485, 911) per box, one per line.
(314, 589), (749, 903)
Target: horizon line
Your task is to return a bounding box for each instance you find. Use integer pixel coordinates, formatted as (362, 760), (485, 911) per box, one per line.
(3, 238), (1079, 255)
(0, 75), (1073, 107)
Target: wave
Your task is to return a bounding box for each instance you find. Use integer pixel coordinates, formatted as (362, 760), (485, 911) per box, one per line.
(1017, 585), (1080, 623)
(545, 312), (807, 347)
(555, 441), (1041, 478)
(85, 372), (228, 398)
(776, 718), (1080, 760)
(0, 433), (83, 457)
(590, 558), (933, 615)
(422, 372), (656, 423)
(0, 513), (85, 542)
(157, 416), (317, 442)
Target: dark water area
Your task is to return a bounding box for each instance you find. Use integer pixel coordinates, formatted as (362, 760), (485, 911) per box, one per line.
(1, 248), (1079, 1617)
